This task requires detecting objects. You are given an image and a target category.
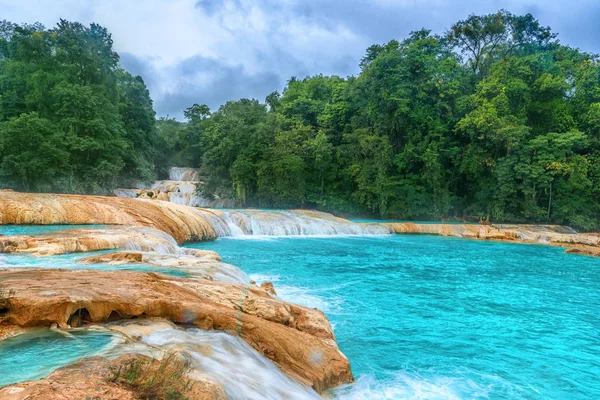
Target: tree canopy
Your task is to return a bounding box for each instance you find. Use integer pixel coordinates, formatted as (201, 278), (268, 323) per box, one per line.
(0, 19), (156, 193)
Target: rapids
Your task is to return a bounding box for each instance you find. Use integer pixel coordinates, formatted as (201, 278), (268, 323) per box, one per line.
(168, 167), (200, 182)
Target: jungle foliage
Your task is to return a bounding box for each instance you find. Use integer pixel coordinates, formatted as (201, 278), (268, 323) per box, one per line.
(158, 11), (600, 228)
(0, 19), (156, 193)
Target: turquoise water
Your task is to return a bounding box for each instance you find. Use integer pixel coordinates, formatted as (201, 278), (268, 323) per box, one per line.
(187, 236), (600, 399)
(0, 329), (115, 386)
(0, 224), (106, 236)
(0, 251), (189, 277)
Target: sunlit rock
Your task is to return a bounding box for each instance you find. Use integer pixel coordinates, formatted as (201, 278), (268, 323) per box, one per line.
(0, 268), (354, 392)
(0, 353), (227, 400)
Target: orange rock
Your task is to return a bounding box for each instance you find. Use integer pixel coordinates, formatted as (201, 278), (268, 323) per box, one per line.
(564, 246), (600, 256)
(387, 222), (600, 256)
(79, 251), (144, 263)
(0, 354), (227, 400)
(0, 191), (221, 243)
(261, 281), (277, 295)
(0, 269), (353, 392)
(0, 226), (179, 256)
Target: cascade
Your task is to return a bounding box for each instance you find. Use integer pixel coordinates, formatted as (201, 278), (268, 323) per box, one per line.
(114, 167), (235, 208)
(142, 328), (320, 400)
(211, 210), (393, 237)
(168, 167), (200, 181)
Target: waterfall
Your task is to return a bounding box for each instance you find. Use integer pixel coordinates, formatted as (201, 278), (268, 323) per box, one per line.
(142, 328), (320, 400)
(168, 167), (200, 182)
(114, 166), (236, 208)
(211, 210), (393, 237)
(193, 209), (232, 237)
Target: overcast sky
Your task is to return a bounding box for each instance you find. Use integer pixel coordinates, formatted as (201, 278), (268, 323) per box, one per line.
(3, 0), (600, 119)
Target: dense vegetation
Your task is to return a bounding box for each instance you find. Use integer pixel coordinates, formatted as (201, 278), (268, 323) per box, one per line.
(2, 11), (600, 228)
(0, 20), (156, 193)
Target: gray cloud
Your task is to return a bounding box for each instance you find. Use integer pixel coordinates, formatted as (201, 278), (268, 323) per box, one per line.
(156, 55), (281, 118)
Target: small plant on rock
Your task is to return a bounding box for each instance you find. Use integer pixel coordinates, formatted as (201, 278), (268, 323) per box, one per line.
(108, 352), (193, 400)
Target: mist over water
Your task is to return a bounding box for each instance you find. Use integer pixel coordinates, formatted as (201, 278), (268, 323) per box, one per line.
(189, 235), (600, 399)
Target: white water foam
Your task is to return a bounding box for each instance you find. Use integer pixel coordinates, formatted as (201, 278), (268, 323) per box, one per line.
(330, 373), (476, 400)
(329, 370), (529, 400)
(212, 210), (392, 238)
(142, 328), (320, 400)
(123, 227), (181, 254)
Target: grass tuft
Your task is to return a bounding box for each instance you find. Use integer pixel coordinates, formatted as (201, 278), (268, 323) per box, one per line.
(108, 352), (194, 400)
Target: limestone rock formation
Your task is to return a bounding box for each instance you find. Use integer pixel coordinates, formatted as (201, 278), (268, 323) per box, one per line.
(0, 226), (180, 256)
(261, 281), (277, 295)
(0, 269), (353, 392)
(0, 191), (220, 243)
(0, 354), (227, 400)
(387, 222), (600, 255)
(79, 250), (248, 284)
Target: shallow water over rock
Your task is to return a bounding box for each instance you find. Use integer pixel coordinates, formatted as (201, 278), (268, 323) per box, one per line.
(0, 251), (191, 277)
(0, 224), (106, 236)
(0, 328), (115, 386)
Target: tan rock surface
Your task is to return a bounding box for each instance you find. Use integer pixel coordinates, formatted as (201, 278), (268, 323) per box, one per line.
(0, 191), (220, 243)
(261, 281), (277, 295)
(79, 250), (221, 265)
(564, 246), (600, 257)
(387, 222), (600, 255)
(0, 226), (180, 256)
(0, 269), (353, 392)
(0, 354), (227, 400)
(78, 250), (246, 284)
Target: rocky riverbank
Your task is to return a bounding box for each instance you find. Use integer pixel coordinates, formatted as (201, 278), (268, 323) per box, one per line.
(388, 222), (600, 255)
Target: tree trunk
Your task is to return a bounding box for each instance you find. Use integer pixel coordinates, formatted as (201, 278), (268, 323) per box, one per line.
(547, 181), (553, 219)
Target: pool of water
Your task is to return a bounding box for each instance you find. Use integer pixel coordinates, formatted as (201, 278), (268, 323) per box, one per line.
(0, 224), (107, 236)
(187, 235), (600, 399)
(0, 328), (115, 386)
(0, 251), (190, 278)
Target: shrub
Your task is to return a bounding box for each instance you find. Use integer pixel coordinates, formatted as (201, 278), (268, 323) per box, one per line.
(108, 352), (193, 400)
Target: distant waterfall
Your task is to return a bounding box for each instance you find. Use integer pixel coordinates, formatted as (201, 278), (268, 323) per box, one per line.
(209, 210), (392, 237)
(168, 167), (200, 182)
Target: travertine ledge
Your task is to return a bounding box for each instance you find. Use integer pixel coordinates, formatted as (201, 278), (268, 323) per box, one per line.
(0, 268), (353, 392)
